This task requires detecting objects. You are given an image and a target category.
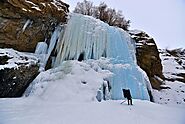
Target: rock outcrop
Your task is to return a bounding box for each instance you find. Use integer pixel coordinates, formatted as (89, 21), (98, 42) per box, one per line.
(152, 49), (185, 105)
(0, 0), (69, 52)
(129, 30), (164, 90)
(160, 48), (185, 83)
(0, 48), (39, 97)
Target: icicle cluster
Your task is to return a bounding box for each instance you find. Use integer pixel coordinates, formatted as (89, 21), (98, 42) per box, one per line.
(36, 13), (151, 100)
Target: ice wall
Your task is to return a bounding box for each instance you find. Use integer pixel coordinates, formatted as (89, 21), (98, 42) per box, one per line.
(35, 26), (64, 69)
(48, 13), (150, 100)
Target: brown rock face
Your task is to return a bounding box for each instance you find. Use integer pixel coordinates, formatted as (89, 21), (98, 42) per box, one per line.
(0, 0), (69, 52)
(129, 30), (164, 90)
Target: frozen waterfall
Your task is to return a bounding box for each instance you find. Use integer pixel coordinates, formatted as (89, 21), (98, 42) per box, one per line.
(40, 13), (151, 100)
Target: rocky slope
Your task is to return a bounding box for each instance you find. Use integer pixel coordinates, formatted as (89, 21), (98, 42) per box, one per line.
(129, 30), (164, 90)
(0, 49), (39, 97)
(152, 49), (185, 106)
(0, 0), (69, 52)
(160, 48), (185, 83)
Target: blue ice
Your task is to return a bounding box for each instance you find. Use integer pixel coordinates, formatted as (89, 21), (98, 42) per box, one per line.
(40, 13), (151, 100)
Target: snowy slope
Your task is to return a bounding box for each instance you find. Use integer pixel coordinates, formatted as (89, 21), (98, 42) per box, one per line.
(152, 49), (185, 107)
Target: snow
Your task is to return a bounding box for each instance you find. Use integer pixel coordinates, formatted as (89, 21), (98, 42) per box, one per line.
(160, 49), (185, 79)
(162, 56), (185, 76)
(31, 6), (41, 11)
(152, 49), (185, 107)
(25, 0), (37, 7)
(147, 43), (155, 46)
(153, 80), (185, 107)
(129, 29), (143, 34)
(24, 60), (110, 102)
(136, 43), (143, 46)
(0, 98), (184, 124)
(0, 48), (38, 70)
(40, 3), (46, 7)
(22, 8), (27, 12)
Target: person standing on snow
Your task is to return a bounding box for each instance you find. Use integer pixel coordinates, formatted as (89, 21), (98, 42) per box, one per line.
(122, 89), (133, 105)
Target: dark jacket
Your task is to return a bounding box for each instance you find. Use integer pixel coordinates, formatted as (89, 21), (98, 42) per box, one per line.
(122, 89), (132, 99)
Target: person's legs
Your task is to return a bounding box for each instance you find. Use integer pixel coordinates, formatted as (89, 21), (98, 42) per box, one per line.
(128, 98), (132, 105)
(130, 98), (133, 105)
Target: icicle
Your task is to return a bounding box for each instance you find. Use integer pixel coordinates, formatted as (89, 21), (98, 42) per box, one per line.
(35, 42), (48, 54)
(40, 25), (64, 69)
(34, 25), (64, 70)
(22, 19), (32, 32)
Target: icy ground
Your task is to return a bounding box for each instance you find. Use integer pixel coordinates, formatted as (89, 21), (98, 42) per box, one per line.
(0, 98), (184, 124)
(0, 59), (185, 124)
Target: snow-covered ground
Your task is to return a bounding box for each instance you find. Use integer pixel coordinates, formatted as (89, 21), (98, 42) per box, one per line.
(0, 59), (185, 124)
(0, 98), (184, 124)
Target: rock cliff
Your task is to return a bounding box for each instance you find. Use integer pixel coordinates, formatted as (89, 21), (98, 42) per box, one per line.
(129, 30), (164, 90)
(0, 0), (69, 52)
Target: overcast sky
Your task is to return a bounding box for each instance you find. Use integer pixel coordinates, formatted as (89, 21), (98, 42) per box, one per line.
(65, 0), (185, 49)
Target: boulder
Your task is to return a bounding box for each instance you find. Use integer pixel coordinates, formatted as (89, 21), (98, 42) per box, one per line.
(0, 0), (69, 52)
(0, 48), (39, 97)
(129, 30), (164, 90)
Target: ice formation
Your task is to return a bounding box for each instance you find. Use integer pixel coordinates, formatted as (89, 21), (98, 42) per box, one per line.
(35, 42), (48, 54)
(35, 13), (151, 100)
(44, 26), (63, 67)
(35, 26), (64, 69)
(22, 19), (32, 32)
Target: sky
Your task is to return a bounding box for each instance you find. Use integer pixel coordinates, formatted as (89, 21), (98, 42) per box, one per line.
(64, 0), (185, 49)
